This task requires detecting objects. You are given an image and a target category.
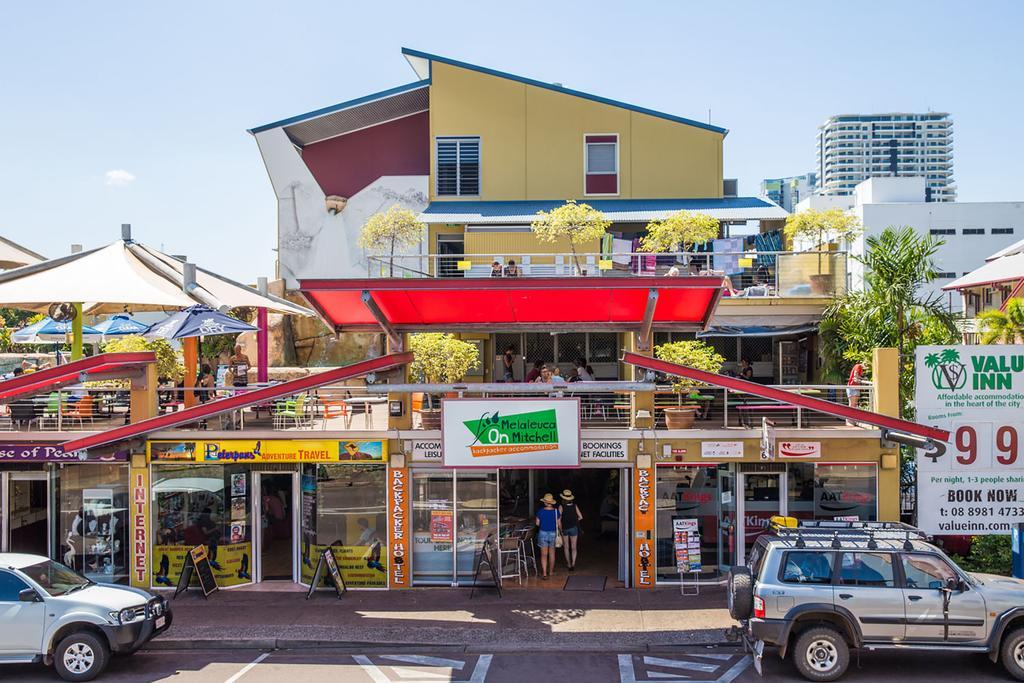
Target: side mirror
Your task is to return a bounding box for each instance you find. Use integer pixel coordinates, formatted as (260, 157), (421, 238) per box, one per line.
(18, 588), (40, 602)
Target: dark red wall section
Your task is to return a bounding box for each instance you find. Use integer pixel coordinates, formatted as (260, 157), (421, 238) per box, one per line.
(301, 111), (429, 198)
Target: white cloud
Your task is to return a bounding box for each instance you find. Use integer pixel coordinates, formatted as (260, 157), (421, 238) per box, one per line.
(104, 169), (136, 186)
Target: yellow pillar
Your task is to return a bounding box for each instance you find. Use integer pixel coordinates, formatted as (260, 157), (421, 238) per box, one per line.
(388, 334), (412, 431)
(624, 332), (655, 430)
(129, 362), (158, 423)
(129, 452), (150, 588)
(872, 347), (902, 522)
(871, 347), (900, 417)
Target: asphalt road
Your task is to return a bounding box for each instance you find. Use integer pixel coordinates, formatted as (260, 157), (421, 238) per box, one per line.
(4, 647), (1012, 682)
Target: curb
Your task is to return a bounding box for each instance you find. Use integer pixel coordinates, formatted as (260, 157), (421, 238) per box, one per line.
(145, 638), (742, 653)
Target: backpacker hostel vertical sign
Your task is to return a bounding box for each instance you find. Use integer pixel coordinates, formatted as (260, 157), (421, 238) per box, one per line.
(389, 467), (410, 588)
(441, 398), (580, 467)
(916, 345), (1024, 535)
(633, 467), (654, 588)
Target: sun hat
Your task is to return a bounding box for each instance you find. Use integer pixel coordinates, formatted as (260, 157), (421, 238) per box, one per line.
(560, 489), (574, 501)
(540, 493), (556, 505)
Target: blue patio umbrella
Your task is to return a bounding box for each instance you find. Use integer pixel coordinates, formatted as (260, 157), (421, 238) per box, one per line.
(144, 305), (257, 340)
(12, 317), (103, 344)
(93, 314), (150, 337)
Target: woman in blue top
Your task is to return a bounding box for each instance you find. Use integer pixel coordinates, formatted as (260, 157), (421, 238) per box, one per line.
(535, 493), (561, 580)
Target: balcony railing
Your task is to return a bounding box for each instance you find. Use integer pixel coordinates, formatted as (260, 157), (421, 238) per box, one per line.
(367, 251), (848, 298)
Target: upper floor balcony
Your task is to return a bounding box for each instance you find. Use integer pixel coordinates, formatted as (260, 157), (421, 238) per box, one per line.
(365, 250), (848, 299)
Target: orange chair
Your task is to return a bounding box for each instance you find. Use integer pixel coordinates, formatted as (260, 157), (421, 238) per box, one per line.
(321, 400), (351, 429)
(66, 395), (94, 428)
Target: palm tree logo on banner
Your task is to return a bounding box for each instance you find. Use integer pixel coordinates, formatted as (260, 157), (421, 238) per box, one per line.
(925, 348), (967, 391)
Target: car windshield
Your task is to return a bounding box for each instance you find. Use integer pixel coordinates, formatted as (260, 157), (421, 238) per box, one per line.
(22, 560), (91, 597)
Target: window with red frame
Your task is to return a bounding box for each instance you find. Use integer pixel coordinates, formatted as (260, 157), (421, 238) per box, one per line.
(585, 135), (618, 195)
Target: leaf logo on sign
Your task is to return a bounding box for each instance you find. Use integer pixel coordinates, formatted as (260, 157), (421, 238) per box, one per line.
(463, 408), (559, 457)
(924, 349), (967, 391)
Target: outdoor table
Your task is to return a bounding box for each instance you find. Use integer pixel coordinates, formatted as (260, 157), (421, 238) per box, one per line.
(343, 396), (388, 428)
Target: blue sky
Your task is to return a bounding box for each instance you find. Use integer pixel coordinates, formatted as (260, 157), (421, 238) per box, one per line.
(2, 1), (1022, 281)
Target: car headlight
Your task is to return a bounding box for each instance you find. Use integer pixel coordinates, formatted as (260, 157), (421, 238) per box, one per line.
(109, 606), (146, 624)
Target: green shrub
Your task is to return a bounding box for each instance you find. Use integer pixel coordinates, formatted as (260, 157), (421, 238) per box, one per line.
(952, 535), (1012, 575)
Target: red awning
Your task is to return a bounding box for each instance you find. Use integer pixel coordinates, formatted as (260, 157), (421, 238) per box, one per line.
(60, 352), (413, 453)
(622, 351), (950, 444)
(0, 352), (157, 402)
(300, 276), (723, 333)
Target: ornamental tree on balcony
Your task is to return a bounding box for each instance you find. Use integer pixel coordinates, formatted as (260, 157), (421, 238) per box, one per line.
(639, 211), (719, 264)
(358, 206), (425, 277)
(653, 340), (724, 429)
(409, 333), (481, 414)
(783, 208), (862, 275)
(531, 200), (611, 275)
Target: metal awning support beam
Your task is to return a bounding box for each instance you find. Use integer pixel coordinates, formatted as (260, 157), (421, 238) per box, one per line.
(637, 288), (659, 351)
(61, 351), (414, 452)
(621, 351), (950, 443)
(365, 381), (655, 394)
(361, 290), (403, 351)
(0, 352), (157, 401)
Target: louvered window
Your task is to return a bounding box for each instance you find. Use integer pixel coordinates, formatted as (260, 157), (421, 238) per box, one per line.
(436, 137), (480, 196)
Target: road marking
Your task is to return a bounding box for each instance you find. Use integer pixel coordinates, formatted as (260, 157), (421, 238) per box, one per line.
(618, 653), (753, 683)
(223, 651), (270, 683)
(354, 654), (492, 683)
(381, 654), (468, 669)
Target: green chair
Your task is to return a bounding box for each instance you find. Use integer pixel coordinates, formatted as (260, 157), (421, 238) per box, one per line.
(274, 394), (309, 429)
(39, 392), (61, 430)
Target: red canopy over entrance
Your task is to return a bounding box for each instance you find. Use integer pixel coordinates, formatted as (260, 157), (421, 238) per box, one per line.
(300, 276), (723, 334)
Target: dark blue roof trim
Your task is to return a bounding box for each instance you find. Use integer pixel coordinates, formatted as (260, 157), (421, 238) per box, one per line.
(402, 47), (728, 136)
(422, 197), (771, 217)
(247, 79), (431, 135)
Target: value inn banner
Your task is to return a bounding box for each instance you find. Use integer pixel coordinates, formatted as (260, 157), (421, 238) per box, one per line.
(916, 345), (1024, 535)
(441, 398), (580, 468)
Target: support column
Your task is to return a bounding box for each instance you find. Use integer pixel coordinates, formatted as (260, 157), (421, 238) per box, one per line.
(257, 277), (269, 384)
(129, 452), (150, 588)
(183, 337), (198, 408)
(624, 332), (655, 430)
(388, 333), (412, 431)
(872, 347), (901, 521)
(71, 304), (84, 360)
(129, 362), (159, 423)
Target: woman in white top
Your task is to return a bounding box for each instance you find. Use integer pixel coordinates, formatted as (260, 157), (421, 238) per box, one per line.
(574, 359), (594, 381)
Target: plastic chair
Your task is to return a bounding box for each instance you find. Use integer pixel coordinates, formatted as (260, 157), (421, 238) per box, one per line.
(320, 400), (351, 429)
(38, 392), (61, 430)
(65, 395), (94, 429)
(274, 394), (310, 429)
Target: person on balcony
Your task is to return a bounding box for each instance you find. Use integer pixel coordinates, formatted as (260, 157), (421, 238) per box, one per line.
(574, 359), (594, 381)
(502, 347), (516, 382)
(846, 361), (867, 424)
(503, 260), (520, 277)
(490, 261), (503, 277)
(230, 345), (251, 388)
(525, 360), (544, 383)
(534, 366), (553, 384)
(739, 358), (754, 381)
(551, 367), (567, 384)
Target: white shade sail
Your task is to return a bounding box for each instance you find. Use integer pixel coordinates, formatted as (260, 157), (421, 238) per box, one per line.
(0, 238), (313, 316)
(0, 236), (45, 270)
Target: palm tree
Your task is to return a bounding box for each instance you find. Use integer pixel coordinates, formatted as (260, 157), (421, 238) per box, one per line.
(978, 298), (1024, 344)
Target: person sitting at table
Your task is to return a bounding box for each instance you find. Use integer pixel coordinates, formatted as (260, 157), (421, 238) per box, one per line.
(197, 364), (215, 403)
(739, 358), (754, 381)
(490, 261), (503, 277)
(525, 360), (544, 383)
(503, 259), (521, 277)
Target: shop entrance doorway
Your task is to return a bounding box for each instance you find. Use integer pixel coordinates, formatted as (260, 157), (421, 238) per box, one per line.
(254, 472), (297, 581)
(500, 468), (625, 586)
(738, 466), (786, 564)
(4, 472), (48, 555)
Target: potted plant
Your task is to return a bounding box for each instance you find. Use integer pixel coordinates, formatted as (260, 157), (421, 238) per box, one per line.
(531, 200), (611, 276)
(653, 340), (725, 429)
(638, 210), (719, 269)
(783, 208), (862, 295)
(409, 333), (481, 429)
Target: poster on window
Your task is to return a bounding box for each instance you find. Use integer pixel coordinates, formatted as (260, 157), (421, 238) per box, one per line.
(915, 345), (1024, 535)
(430, 510), (454, 542)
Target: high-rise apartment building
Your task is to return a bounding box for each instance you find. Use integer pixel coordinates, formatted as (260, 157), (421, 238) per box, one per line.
(816, 113), (955, 201)
(760, 173), (817, 212)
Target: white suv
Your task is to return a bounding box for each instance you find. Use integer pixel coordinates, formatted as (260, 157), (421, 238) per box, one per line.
(0, 553), (171, 681)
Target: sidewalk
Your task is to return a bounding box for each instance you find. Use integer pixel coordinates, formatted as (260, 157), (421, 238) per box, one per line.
(149, 584), (735, 652)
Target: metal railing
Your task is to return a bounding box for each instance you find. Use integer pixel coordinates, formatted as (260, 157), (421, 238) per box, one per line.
(367, 250), (849, 298)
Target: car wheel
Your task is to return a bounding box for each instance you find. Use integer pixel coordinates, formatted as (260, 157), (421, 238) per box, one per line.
(1002, 627), (1024, 681)
(54, 632), (109, 682)
(792, 626), (849, 682)
(727, 566), (753, 620)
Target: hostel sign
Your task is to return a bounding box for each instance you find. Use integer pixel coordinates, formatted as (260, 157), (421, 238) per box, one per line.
(916, 345), (1024, 535)
(633, 466), (654, 588)
(441, 399), (580, 468)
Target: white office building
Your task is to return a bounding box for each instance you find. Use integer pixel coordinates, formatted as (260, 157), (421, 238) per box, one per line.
(817, 113), (955, 202)
(797, 177), (1024, 310)
(760, 173), (817, 212)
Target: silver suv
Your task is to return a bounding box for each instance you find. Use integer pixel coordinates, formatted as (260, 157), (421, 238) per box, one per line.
(725, 521), (1024, 681)
(0, 553), (171, 681)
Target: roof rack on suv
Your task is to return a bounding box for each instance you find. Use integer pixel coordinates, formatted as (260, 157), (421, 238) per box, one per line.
(768, 518), (929, 541)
